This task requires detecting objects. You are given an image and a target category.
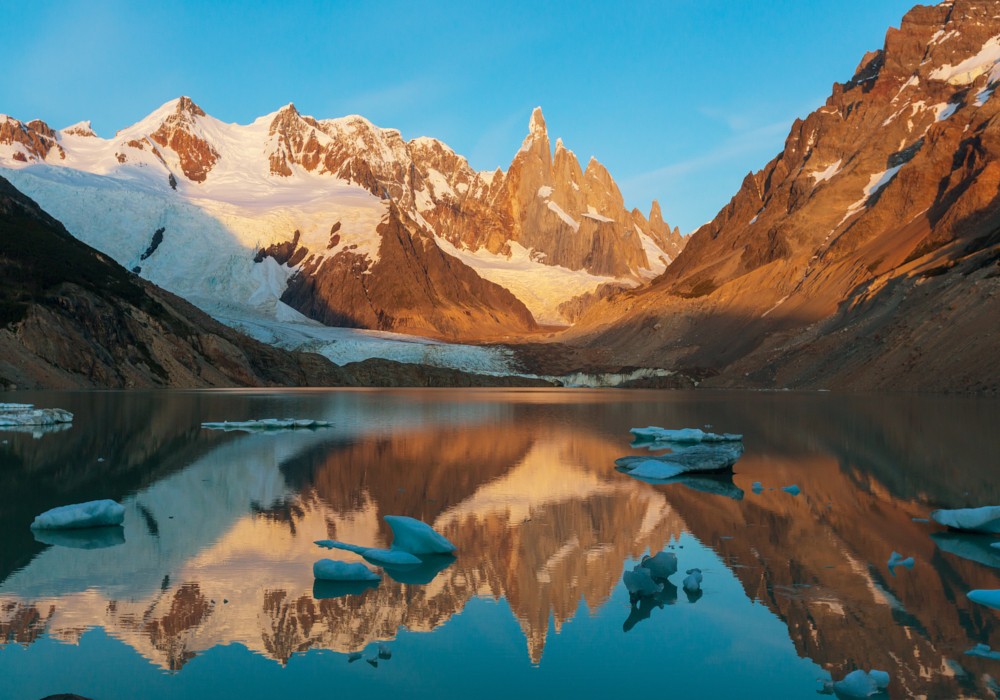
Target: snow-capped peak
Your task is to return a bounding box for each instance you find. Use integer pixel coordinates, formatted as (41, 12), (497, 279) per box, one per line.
(61, 120), (96, 137)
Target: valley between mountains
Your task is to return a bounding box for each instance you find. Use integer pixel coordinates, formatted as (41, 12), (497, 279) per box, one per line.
(2, 0), (999, 392)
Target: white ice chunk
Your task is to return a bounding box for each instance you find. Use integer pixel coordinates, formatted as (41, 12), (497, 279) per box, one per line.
(869, 670), (890, 690)
(969, 589), (1000, 610)
(640, 551), (678, 579)
(751, 481), (764, 493)
(888, 551), (915, 571)
(31, 499), (125, 530)
(384, 515), (456, 554)
(932, 506), (1000, 533)
(624, 460), (686, 480)
(315, 540), (422, 567)
(782, 484), (801, 496)
(623, 565), (663, 597)
(629, 427), (743, 443)
(682, 568), (702, 593)
(966, 643), (1000, 660)
(201, 418), (333, 432)
(313, 559), (380, 582)
(616, 442), (745, 476)
(0, 404), (74, 427)
(831, 670), (879, 698)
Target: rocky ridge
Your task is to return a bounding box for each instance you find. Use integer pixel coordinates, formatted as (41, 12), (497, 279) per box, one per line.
(0, 100), (682, 340)
(566, 0), (1000, 393)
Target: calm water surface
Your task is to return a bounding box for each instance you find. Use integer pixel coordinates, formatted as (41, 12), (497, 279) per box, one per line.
(1, 389), (999, 699)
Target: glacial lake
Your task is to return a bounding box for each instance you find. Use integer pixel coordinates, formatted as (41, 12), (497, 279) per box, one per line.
(1, 389), (999, 699)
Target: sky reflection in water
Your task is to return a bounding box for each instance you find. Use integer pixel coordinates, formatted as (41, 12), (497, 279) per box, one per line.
(1, 389), (999, 699)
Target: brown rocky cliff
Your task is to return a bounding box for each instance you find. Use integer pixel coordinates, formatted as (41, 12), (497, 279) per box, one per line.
(280, 205), (538, 341)
(0, 172), (341, 389)
(566, 0), (1000, 392)
(148, 97), (219, 182)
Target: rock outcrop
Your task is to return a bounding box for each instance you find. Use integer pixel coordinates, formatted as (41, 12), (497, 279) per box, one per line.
(567, 0), (1000, 393)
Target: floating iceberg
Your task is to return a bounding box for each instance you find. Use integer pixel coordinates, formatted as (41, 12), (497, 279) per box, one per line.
(823, 669), (890, 697)
(887, 551), (915, 572)
(0, 403), (73, 428)
(31, 500), (125, 530)
(968, 589), (1000, 610)
(932, 506), (1000, 534)
(782, 484), (801, 496)
(616, 442), (744, 475)
(383, 515), (456, 555)
(630, 426), (743, 444)
(32, 525), (125, 550)
(201, 418), (333, 433)
(641, 551), (678, 580)
(751, 481), (764, 494)
(966, 643), (1000, 660)
(313, 559), (380, 582)
(377, 643), (392, 660)
(315, 515), (455, 580)
(623, 564), (663, 598)
(315, 540), (423, 568)
(683, 568), (703, 592)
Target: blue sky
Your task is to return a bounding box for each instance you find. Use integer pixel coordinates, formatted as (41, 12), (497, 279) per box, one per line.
(1, 0), (918, 232)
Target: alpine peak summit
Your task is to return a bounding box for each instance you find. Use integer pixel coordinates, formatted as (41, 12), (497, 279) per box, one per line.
(0, 100), (684, 340)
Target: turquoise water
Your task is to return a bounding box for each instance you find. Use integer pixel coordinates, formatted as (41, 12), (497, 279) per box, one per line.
(1, 389), (998, 699)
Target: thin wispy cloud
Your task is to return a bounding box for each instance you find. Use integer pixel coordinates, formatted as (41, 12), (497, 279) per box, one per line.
(623, 119), (792, 190)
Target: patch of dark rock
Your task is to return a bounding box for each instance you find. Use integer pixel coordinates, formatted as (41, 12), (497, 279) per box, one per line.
(140, 227), (165, 260)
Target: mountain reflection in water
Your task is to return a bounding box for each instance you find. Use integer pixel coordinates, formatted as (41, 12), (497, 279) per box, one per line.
(1, 389), (999, 699)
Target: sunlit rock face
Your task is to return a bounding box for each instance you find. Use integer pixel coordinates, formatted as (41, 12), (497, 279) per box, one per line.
(568, 0), (1000, 392)
(0, 100), (682, 337)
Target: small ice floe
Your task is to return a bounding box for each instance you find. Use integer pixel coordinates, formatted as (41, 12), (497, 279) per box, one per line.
(366, 658), (378, 668)
(931, 506), (1000, 534)
(315, 515), (455, 579)
(315, 541), (422, 568)
(31, 499), (125, 530)
(201, 418), (333, 433)
(968, 589), (1000, 610)
(383, 515), (456, 555)
(682, 568), (704, 602)
(616, 442), (744, 475)
(752, 481), (764, 494)
(932, 532), (1000, 568)
(313, 559), (380, 582)
(377, 643), (392, 660)
(0, 403), (74, 428)
(348, 652), (363, 663)
(33, 525), (125, 550)
(623, 565), (663, 598)
(683, 568), (703, 590)
(821, 669), (890, 697)
(641, 551), (678, 580)
(629, 426), (743, 444)
(887, 551), (915, 574)
(782, 485), (801, 496)
(965, 643), (1000, 660)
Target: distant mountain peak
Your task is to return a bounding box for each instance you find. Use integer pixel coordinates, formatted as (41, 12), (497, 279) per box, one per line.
(529, 106), (547, 136)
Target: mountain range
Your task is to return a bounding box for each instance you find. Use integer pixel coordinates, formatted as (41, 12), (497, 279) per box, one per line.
(1, 0), (999, 391)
